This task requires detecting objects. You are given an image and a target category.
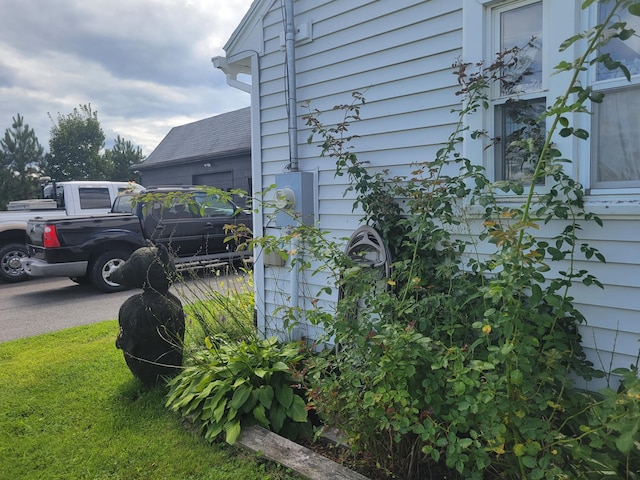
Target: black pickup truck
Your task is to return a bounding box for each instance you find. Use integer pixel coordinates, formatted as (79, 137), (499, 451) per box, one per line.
(22, 186), (253, 292)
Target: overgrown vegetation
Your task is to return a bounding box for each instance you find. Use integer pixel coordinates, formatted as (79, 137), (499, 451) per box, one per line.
(164, 1), (640, 478)
(254, 1), (640, 478)
(182, 276), (256, 347)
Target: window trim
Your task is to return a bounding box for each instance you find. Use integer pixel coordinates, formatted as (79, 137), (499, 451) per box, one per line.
(585, 3), (640, 191)
(463, 0), (579, 194)
(491, 0), (546, 101)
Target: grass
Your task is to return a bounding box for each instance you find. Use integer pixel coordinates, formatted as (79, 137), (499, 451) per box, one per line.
(0, 319), (301, 480)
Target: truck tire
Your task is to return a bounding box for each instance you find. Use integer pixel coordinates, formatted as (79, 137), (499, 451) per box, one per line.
(90, 250), (130, 293)
(0, 242), (30, 283)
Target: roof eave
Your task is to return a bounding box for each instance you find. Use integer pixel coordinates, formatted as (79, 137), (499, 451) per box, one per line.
(133, 147), (250, 171)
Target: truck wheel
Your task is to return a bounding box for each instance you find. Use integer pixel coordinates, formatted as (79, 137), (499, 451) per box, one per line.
(90, 250), (130, 293)
(0, 243), (30, 283)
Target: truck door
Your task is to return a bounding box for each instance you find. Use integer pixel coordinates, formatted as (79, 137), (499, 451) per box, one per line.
(144, 199), (205, 257)
(199, 195), (238, 255)
(141, 192), (242, 259)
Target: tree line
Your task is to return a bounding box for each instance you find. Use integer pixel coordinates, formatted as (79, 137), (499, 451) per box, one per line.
(0, 104), (145, 209)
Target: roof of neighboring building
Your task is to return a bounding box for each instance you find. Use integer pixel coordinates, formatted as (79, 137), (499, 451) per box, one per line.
(136, 107), (251, 170)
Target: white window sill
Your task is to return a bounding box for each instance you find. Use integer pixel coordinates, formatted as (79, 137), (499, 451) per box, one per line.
(584, 197), (640, 217)
(462, 194), (640, 218)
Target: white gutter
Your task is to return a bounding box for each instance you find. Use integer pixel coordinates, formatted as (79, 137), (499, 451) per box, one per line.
(214, 0), (304, 341)
(211, 55), (252, 93)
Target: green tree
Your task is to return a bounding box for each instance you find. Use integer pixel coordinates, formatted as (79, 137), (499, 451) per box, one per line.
(0, 114), (44, 209)
(104, 135), (144, 182)
(46, 104), (108, 181)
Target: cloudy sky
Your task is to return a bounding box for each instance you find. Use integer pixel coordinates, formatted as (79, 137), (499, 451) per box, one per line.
(0, 0), (254, 156)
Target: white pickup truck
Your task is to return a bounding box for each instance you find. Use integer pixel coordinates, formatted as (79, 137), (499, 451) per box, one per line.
(0, 180), (143, 283)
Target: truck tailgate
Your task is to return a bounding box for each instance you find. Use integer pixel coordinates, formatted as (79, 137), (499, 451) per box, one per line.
(26, 214), (141, 248)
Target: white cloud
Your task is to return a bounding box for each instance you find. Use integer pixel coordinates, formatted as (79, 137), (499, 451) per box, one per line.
(0, 0), (253, 156)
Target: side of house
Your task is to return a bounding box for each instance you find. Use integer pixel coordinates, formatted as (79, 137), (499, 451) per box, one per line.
(218, 0), (640, 388)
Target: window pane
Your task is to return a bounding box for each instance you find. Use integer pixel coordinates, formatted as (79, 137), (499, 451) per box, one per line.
(78, 188), (111, 209)
(500, 2), (543, 95)
(495, 98), (546, 184)
(112, 194), (134, 213)
(166, 203), (197, 218)
(597, 4), (640, 81)
(203, 197), (235, 217)
(592, 87), (640, 186)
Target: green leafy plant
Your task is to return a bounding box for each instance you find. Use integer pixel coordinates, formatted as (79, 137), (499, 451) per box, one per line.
(166, 336), (312, 445)
(251, 1), (640, 478)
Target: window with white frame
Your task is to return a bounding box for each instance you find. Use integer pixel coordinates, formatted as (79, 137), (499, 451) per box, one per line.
(464, 1), (640, 195)
(491, 0), (546, 185)
(590, 3), (640, 189)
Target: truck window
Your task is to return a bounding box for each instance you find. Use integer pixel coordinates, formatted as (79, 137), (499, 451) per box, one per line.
(43, 184), (65, 208)
(55, 185), (65, 208)
(145, 201), (191, 220)
(194, 192), (235, 217)
(202, 200), (235, 217)
(112, 194), (134, 213)
(79, 188), (112, 209)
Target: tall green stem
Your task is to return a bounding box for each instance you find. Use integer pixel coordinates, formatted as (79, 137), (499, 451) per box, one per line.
(517, 2), (622, 249)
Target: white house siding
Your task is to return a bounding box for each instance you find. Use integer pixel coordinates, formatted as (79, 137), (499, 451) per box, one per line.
(221, 0), (640, 386)
(457, 210), (640, 390)
(564, 211), (640, 390)
(234, 0), (465, 341)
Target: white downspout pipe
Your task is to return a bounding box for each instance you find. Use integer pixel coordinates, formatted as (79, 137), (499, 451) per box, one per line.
(212, 52), (268, 336)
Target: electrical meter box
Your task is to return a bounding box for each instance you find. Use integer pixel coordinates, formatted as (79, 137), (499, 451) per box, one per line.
(274, 171), (314, 227)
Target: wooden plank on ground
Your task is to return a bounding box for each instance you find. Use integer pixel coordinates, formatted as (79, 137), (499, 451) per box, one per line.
(237, 425), (369, 480)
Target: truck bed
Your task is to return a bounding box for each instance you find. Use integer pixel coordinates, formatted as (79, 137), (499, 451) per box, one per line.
(26, 214), (144, 263)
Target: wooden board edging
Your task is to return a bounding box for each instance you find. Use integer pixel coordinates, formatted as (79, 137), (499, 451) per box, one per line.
(237, 425), (369, 480)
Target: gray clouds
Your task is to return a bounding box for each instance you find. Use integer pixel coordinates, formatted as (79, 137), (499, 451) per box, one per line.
(0, 0), (252, 155)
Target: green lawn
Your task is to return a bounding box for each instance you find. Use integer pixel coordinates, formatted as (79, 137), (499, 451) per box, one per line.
(0, 320), (301, 480)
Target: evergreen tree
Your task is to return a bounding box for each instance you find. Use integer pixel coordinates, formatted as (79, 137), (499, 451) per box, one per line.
(0, 114), (44, 209)
(104, 135), (144, 182)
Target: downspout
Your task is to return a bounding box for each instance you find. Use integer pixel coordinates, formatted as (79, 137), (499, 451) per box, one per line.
(212, 51), (267, 336)
(284, 0), (301, 337)
(284, 0), (299, 173)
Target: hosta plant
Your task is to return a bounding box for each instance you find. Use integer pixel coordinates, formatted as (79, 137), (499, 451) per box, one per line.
(166, 336), (312, 444)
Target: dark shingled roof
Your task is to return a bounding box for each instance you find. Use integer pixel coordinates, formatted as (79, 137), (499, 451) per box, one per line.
(137, 107), (251, 169)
